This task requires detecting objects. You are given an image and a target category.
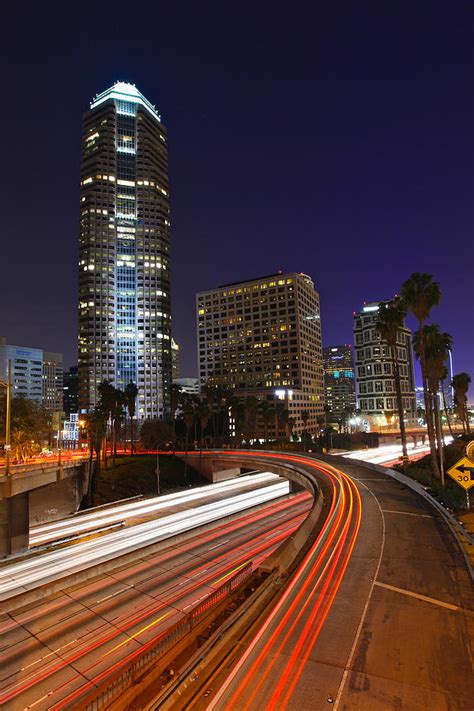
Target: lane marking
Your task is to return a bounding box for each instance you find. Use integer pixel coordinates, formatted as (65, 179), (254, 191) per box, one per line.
(381, 509), (432, 519)
(333, 480), (386, 710)
(374, 581), (473, 614)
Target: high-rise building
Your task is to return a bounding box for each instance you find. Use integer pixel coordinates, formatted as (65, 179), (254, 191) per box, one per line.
(353, 302), (416, 428)
(0, 338), (63, 413)
(323, 345), (356, 417)
(63, 365), (79, 416)
(197, 272), (324, 434)
(42, 351), (63, 414)
(78, 82), (172, 420)
(171, 338), (180, 379)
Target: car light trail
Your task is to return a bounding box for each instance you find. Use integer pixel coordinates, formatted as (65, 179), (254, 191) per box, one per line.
(0, 492), (311, 710)
(1, 480), (290, 599)
(30, 471), (282, 546)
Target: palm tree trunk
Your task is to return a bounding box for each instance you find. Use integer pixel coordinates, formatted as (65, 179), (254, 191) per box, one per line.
(419, 334), (441, 479)
(441, 381), (454, 438)
(432, 385), (445, 485)
(392, 347), (408, 460)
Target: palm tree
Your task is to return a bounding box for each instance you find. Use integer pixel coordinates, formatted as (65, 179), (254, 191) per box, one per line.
(274, 402), (286, 445)
(400, 273), (441, 478)
(376, 300), (409, 461)
(287, 416), (296, 442)
(98, 379), (117, 464)
(452, 372), (471, 433)
(301, 410), (310, 451)
(85, 406), (107, 505)
(260, 401), (274, 443)
(124, 382), (139, 455)
(440, 366), (454, 439)
(421, 326), (452, 483)
(196, 401), (211, 447)
(243, 396), (259, 444)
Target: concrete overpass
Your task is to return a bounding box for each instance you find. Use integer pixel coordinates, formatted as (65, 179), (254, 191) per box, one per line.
(0, 459), (91, 557)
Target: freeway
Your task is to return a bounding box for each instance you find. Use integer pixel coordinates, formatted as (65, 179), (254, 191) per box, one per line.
(0, 490), (312, 710)
(1, 475), (289, 601)
(29, 471), (282, 547)
(160, 451), (473, 711)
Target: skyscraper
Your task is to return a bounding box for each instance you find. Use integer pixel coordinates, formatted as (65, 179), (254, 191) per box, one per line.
(323, 345), (356, 418)
(197, 272), (324, 434)
(78, 82), (172, 420)
(353, 302), (416, 428)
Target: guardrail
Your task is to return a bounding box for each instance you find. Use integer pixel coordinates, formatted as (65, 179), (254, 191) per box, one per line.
(78, 562), (253, 711)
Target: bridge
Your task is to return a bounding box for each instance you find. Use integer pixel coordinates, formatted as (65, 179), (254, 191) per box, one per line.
(0, 458), (90, 557)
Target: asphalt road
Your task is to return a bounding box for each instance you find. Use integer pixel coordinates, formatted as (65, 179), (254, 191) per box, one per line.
(0, 490), (311, 710)
(188, 453), (474, 711)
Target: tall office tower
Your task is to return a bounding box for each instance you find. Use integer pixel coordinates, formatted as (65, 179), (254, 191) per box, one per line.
(42, 352), (64, 414)
(353, 302), (416, 428)
(63, 365), (79, 416)
(323, 345), (356, 417)
(78, 82), (172, 420)
(197, 272), (324, 434)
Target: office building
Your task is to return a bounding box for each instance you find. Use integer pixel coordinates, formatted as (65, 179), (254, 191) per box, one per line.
(353, 302), (416, 428)
(78, 81), (172, 420)
(42, 351), (63, 413)
(197, 272), (324, 434)
(323, 345), (356, 417)
(173, 377), (200, 396)
(171, 338), (180, 379)
(0, 338), (63, 413)
(63, 365), (79, 416)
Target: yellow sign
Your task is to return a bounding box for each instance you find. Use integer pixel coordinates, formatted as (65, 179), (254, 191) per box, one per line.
(447, 457), (474, 490)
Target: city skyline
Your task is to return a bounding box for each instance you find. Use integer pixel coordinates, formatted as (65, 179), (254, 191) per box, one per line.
(0, 4), (472, 395)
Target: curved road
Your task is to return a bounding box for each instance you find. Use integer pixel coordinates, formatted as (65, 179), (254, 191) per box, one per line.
(171, 451), (473, 711)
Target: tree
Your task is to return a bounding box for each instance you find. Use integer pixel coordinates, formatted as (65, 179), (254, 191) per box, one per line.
(301, 410), (310, 451)
(400, 273), (441, 478)
(139, 418), (175, 449)
(376, 299), (409, 461)
(98, 380), (117, 463)
(196, 401), (211, 447)
(452, 372), (471, 433)
(287, 417), (296, 442)
(439, 367), (454, 439)
(243, 395), (259, 444)
(124, 382), (139, 455)
(84, 405), (107, 504)
(261, 401), (275, 443)
(0, 396), (52, 463)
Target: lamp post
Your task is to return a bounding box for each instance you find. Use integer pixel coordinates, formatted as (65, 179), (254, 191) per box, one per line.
(1, 359), (12, 476)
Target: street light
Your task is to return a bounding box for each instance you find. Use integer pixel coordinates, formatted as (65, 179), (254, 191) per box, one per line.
(0, 359), (12, 476)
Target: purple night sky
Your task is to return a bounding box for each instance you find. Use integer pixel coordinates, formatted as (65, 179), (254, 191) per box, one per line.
(1, 4), (473, 392)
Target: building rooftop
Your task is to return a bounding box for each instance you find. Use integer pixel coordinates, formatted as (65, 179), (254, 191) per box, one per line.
(90, 81), (161, 122)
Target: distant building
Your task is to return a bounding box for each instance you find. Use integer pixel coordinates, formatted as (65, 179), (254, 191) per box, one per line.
(197, 272), (324, 435)
(0, 338), (63, 414)
(173, 377), (199, 396)
(323, 345), (356, 418)
(43, 352), (63, 414)
(63, 366), (79, 416)
(78, 82), (172, 420)
(353, 302), (416, 428)
(171, 339), (180, 379)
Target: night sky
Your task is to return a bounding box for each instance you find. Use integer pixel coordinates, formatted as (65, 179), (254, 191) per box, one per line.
(2, 4), (472, 392)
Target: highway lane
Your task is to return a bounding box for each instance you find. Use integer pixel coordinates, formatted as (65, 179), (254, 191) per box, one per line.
(0, 491), (312, 710)
(1, 477), (290, 600)
(29, 471), (281, 547)
(171, 451), (473, 711)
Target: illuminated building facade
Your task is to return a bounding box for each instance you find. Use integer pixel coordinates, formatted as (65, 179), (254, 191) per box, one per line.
(197, 272), (324, 434)
(323, 345), (356, 417)
(353, 302), (416, 427)
(171, 338), (180, 379)
(63, 365), (78, 416)
(0, 338), (63, 414)
(78, 82), (172, 419)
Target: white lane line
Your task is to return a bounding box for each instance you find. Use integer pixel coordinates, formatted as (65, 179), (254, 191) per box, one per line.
(381, 509), (432, 519)
(374, 581), (473, 614)
(333, 481), (386, 711)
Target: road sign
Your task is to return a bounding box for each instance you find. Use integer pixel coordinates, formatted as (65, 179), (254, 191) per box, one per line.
(447, 457), (474, 490)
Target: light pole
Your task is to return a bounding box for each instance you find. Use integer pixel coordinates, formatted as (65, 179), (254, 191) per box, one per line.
(1, 359), (12, 476)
